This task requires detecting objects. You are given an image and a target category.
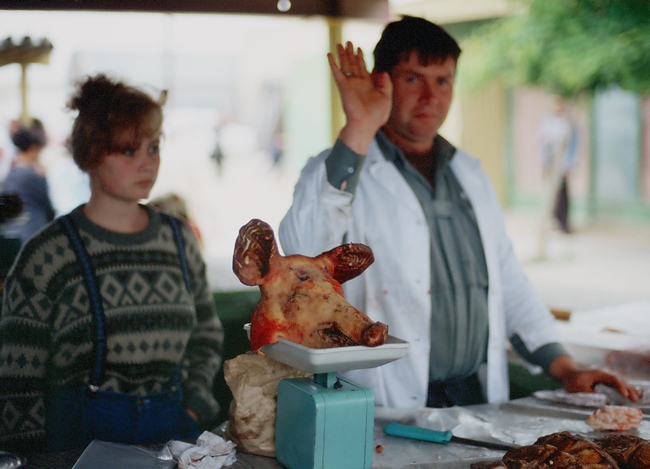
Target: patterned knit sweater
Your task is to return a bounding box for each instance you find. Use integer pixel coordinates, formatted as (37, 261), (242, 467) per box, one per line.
(0, 205), (223, 452)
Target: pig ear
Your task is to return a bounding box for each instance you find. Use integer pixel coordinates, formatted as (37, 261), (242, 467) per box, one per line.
(319, 243), (374, 284)
(232, 219), (279, 286)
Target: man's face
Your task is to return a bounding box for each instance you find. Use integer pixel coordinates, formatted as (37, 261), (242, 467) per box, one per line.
(381, 50), (456, 154)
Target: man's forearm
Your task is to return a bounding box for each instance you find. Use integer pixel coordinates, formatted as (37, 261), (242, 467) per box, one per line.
(338, 121), (379, 156)
(547, 354), (579, 382)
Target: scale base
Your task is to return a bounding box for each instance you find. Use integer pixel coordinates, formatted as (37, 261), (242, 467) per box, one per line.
(275, 373), (374, 469)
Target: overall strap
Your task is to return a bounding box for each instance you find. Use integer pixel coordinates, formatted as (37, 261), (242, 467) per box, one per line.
(163, 213), (191, 292)
(58, 215), (106, 390)
(162, 213), (191, 388)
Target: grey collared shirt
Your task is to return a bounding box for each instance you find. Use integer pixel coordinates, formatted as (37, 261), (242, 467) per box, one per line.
(377, 132), (490, 381)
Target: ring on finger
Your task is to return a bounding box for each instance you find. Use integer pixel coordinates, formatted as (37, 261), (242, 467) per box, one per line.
(344, 72), (354, 77)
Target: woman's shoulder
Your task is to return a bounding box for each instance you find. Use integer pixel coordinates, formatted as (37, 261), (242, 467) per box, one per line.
(6, 216), (73, 286)
(19, 206), (89, 256)
(21, 216), (67, 249)
(148, 205), (200, 245)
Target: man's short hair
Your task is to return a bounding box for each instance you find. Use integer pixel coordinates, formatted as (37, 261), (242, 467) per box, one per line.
(373, 16), (461, 73)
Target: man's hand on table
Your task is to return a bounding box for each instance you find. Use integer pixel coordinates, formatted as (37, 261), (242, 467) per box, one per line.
(548, 355), (643, 402)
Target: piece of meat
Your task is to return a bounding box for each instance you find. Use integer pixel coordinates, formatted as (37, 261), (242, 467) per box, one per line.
(470, 461), (508, 469)
(233, 219), (388, 350)
(586, 406), (643, 431)
(503, 444), (589, 468)
(534, 431), (619, 469)
(596, 433), (650, 469)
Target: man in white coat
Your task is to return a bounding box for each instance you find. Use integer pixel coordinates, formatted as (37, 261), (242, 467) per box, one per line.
(279, 16), (640, 408)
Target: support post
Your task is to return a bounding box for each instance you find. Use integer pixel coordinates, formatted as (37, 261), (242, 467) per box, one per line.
(20, 63), (30, 126)
(328, 17), (345, 145)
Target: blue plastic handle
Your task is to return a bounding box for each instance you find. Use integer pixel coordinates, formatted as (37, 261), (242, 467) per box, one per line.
(383, 422), (453, 444)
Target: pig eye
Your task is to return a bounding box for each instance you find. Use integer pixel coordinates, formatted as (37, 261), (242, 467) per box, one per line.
(293, 269), (311, 282)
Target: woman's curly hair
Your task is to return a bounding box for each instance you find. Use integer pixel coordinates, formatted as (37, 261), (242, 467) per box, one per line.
(66, 74), (163, 171)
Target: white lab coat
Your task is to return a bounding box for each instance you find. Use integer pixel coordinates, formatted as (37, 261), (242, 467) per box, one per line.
(279, 138), (560, 408)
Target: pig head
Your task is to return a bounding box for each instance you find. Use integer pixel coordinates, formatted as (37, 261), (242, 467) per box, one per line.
(233, 219), (388, 351)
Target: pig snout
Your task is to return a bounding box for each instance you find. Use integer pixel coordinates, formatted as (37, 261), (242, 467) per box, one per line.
(362, 322), (389, 347)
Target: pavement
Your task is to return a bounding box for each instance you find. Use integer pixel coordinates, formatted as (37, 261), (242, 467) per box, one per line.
(503, 209), (650, 314)
(504, 209), (650, 371)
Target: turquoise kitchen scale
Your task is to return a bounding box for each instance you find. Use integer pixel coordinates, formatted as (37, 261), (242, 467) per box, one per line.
(244, 324), (409, 469)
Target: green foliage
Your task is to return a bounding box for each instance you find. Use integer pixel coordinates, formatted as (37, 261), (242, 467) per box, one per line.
(458, 0), (650, 98)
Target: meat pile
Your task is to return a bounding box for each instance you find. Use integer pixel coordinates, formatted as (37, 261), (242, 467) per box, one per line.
(586, 406), (643, 431)
(232, 219), (388, 351)
(471, 431), (650, 469)
(597, 433), (650, 469)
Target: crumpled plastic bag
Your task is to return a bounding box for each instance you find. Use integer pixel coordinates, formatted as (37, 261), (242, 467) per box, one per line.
(223, 352), (310, 457)
(417, 406), (522, 445)
(417, 406), (494, 436)
(166, 431), (236, 469)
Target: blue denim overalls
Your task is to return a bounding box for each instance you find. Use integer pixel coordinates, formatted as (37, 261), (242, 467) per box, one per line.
(45, 214), (200, 451)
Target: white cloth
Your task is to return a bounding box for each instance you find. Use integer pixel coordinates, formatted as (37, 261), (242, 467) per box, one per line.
(168, 431), (237, 469)
(279, 138), (560, 407)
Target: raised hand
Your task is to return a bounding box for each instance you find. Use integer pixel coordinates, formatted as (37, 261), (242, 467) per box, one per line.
(327, 41), (392, 155)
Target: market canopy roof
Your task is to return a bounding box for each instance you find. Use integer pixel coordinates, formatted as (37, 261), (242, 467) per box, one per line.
(0, 0), (389, 19)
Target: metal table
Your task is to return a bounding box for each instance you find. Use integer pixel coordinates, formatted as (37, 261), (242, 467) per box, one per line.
(228, 397), (650, 469)
(22, 397), (650, 469)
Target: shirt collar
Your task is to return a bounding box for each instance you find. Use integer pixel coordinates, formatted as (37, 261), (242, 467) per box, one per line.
(376, 130), (457, 168)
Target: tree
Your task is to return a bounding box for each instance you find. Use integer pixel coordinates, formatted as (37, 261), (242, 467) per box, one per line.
(458, 0), (650, 98)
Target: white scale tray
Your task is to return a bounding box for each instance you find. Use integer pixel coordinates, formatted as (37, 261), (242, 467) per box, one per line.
(244, 323), (409, 374)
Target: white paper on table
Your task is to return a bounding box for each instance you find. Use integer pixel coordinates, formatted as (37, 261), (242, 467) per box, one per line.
(534, 385), (650, 409)
(416, 407), (518, 446)
(166, 431), (237, 469)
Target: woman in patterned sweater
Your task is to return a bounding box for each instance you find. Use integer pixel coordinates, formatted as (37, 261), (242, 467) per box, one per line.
(0, 75), (223, 453)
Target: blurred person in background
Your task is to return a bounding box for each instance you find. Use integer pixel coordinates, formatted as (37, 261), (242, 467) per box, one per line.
(150, 192), (203, 246)
(0, 118), (55, 245)
(536, 96), (578, 235)
(0, 121), (14, 184)
(0, 74), (223, 454)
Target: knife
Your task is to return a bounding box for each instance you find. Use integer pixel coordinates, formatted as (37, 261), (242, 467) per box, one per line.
(384, 422), (518, 451)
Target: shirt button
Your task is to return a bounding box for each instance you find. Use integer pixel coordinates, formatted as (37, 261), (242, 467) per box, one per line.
(347, 167), (354, 174)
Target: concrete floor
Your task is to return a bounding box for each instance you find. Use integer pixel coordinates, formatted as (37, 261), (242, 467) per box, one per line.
(504, 209), (650, 314)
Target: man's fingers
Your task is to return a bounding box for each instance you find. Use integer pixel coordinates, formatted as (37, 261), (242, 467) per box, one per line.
(591, 371), (642, 402)
(613, 379), (642, 402)
(327, 52), (343, 78)
(331, 42), (368, 78)
(338, 42), (355, 75)
(356, 47), (370, 78)
(328, 51), (352, 84)
(373, 71), (393, 99)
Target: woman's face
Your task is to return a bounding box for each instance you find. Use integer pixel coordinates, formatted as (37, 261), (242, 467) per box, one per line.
(89, 132), (161, 204)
